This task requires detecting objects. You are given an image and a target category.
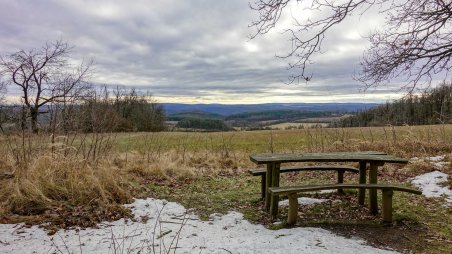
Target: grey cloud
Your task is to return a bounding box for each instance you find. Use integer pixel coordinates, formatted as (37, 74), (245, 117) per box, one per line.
(0, 0), (405, 103)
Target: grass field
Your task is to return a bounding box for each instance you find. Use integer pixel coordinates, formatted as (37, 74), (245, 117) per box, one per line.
(266, 122), (328, 129)
(0, 124), (451, 252)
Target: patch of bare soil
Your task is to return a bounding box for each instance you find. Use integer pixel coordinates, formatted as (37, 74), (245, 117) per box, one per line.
(320, 222), (429, 253)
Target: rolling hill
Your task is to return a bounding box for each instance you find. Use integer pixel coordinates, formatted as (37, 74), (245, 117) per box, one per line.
(162, 103), (379, 116)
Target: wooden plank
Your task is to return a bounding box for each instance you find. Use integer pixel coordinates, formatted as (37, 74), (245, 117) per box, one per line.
(269, 183), (420, 223)
(382, 189), (394, 223)
(261, 171), (266, 200)
(270, 163), (281, 217)
(248, 166), (360, 176)
(264, 163), (272, 211)
(250, 152), (407, 164)
(337, 170), (345, 194)
(369, 162), (379, 215)
(358, 161), (367, 205)
(268, 183), (422, 196)
(287, 193), (298, 225)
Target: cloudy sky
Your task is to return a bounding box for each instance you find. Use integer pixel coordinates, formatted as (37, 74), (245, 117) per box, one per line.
(0, 0), (416, 104)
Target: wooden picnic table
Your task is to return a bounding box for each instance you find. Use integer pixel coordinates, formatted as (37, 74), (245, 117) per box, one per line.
(249, 151), (409, 216)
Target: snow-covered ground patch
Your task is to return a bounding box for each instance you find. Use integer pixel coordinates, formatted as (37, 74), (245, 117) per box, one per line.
(0, 198), (397, 254)
(279, 197), (340, 207)
(426, 155), (450, 169)
(426, 155), (445, 162)
(410, 155), (447, 163)
(410, 155), (450, 170)
(409, 154), (451, 206)
(411, 171), (451, 206)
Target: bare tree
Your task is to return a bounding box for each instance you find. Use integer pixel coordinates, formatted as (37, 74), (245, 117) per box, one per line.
(0, 78), (6, 131)
(0, 76), (6, 104)
(0, 40), (92, 133)
(249, 0), (452, 90)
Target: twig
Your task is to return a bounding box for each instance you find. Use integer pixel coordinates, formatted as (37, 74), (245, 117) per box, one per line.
(77, 228), (83, 254)
(219, 248), (232, 254)
(168, 212), (189, 254)
(157, 230), (172, 239)
(56, 231), (71, 254)
(152, 202), (167, 254)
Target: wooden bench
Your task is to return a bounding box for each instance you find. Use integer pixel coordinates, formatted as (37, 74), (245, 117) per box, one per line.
(249, 152), (406, 216)
(268, 184), (422, 225)
(249, 166), (360, 199)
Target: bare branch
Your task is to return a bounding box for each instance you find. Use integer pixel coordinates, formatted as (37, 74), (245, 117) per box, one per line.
(357, 0), (452, 91)
(249, 0), (452, 89)
(0, 40), (92, 132)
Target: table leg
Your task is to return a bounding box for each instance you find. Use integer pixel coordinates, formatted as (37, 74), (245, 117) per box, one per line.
(264, 163), (273, 211)
(337, 170), (345, 194)
(358, 161), (367, 205)
(270, 163), (281, 217)
(369, 162), (379, 214)
(261, 173), (266, 201)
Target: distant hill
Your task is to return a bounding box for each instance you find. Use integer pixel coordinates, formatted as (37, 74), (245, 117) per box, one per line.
(162, 103), (379, 116)
(225, 110), (333, 122)
(223, 109), (344, 128)
(164, 103), (381, 130)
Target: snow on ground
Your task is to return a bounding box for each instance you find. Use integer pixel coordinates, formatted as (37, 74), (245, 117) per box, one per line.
(410, 155), (450, 170)
(279, 197), (340, 207)
(410, 155), (446, 163)
(426, 155), (445, 162)
(0, 198), (397, 254)
(409, 154), (451, 206)
(411, 171), (451, 206)
(426, 155), (450, 170)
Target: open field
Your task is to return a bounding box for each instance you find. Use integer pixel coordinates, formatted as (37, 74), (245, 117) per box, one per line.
(0, 124), (451, 252)
(113, 124), (452, 156)
(267, 122), (329, 129)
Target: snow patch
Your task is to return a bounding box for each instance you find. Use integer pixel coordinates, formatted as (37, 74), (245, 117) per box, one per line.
(279, 197), (340, 207)
(411, 171), (451, 206)
(426, 155), (445, 162)
(0, 198), (397, 254)
(410, 155), (450, 169)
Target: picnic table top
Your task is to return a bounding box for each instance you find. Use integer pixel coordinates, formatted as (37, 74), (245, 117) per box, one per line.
(249, 151), (408, 164)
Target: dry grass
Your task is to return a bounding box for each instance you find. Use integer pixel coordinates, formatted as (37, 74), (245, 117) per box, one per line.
(0, 133), (247, 229)
(115, 124), (452, 157)
(0, 124), (451, 230)
(6, 157), (129, 212)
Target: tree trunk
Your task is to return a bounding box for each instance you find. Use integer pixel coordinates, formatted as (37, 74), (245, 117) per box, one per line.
(30, 108), (39, 133)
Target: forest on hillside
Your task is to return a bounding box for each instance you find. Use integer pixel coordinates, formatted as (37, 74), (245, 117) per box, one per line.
(331, 82), (452, 127)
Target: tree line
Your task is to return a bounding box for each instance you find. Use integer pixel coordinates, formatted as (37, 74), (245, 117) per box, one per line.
(331, 82), (452, 127)
(176, 117), (232, 131)
(0, 87), (166, 133)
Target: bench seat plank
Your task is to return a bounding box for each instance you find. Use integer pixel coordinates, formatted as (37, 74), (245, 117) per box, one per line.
(269, 183), (422, 195)
(269, 183), (421, 225)
(249, 166), (359, 176)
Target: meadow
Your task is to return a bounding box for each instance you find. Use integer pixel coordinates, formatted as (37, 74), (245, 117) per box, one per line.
(0, 124), (451, 252)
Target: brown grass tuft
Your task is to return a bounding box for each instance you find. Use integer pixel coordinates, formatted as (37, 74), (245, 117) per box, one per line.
(0, 134), (133, 229)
